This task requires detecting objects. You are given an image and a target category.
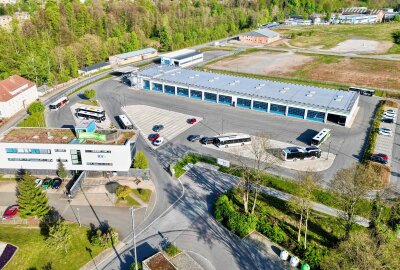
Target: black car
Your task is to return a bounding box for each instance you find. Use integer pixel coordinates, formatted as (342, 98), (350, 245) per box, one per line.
(371, 155), (388, 165)
(152, 125), (164, 132)
(382, 118), (394, 124)
(188, 135), (203, 142)
(51, 178), (62, 189)
(200, 137), (216, 145)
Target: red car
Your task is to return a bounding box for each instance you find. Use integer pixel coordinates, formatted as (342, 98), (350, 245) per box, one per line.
(373, 153), (388, 161)
(187, 118), (197, 124)
(148, 133), (160, 141)
(2, 205), (19, 220)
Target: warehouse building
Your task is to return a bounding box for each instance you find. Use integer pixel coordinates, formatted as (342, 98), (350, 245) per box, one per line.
(109, 47), (158, 66)
(137, 65), (359, 127)
(160, 49), (203, 67)
(239, 28), (280, 44)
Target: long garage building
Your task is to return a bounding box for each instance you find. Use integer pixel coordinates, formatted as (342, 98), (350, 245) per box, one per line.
(137, 65), (359, 127)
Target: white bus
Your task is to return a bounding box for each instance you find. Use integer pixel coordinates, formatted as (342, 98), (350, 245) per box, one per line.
(75, 106), (105, 116)
(311, 128), (331, 147)
(214, 134), (252, 148)
(76, 111), (106, 123)
(282, 146), (321, 161)
(117, 114), (134, 129)
(49, 96), (69, 111)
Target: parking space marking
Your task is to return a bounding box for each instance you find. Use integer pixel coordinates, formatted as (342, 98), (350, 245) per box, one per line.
(374, 106), (398, 166)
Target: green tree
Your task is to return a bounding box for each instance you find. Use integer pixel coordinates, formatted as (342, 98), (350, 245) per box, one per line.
(17, 172), (50, 218)
(116, 185), (131, 201)
(133, 150), (149, 169)
(159, 26), (172, 51)
(394, 15), (400, 22)
(388, 201), (400, 231)
(392, 30), (400, 45)
(57, 160), (68, 180)
(28, 101), (45, 115)
(84, 89), (96, 99)
(46, 219), (71, 254)
(130, 262), (142, 270)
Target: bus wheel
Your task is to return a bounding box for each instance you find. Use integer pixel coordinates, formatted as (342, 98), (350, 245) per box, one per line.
(293, 158), (297, 161)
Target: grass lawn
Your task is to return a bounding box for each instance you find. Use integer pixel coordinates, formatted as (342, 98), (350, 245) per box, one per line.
(131, 189), (152, 203)
(0, 176), (16, 181)
(79, 99), (100, 106)
(0, 224), (107, 270)
(18, 112), (46, 127)
(116, 195), (140, 207)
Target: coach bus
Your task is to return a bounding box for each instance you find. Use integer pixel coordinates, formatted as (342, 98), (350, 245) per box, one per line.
(117, 114), (134, 129)
(76, 111), (106, 123)
(49, 96), (69, 111)
(281, 146), (321, 161)
(311, 128), (331, 147)
(349, 86), (375, 97)
(214, 134), (252, 148)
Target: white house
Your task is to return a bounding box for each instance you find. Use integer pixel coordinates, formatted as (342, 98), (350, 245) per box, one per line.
(160, 49), (203, 67)
(0, 75), (38, 118)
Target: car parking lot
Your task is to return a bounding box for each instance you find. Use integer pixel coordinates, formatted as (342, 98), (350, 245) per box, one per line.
(374, 106), (398, 166)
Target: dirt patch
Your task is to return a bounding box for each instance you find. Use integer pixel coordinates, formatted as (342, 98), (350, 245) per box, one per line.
(207, 51), (314, 75)
(325, 39), (393, 54)
(302, 58), (400, 90)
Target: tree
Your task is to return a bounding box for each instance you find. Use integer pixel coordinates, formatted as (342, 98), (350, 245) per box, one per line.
(84, 89), (96, 99)
(17, 172), (50, 218)
(133, 150), (148, 169)
(130, 262), (142, 270)
(159, 26), (171, 51)
(388, 201), (400, 232)
(392, 30), (400, 45)
(28, 101), (45, 115)
(46, 219), (71, 254)
(57, 160), (68, 180)
(330, 163), (379, 239)
(116, 185), (131, 201)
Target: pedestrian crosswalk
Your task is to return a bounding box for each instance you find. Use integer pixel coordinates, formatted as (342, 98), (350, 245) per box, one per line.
(122, 105), (202, 148)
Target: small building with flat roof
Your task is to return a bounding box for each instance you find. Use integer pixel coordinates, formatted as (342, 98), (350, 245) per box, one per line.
(109, 48), (158, 66)
(138, 65), (359, 127)
(160, 49), (203, 67)
(239, 28), (280, 45)
(79, 61), (110, 76)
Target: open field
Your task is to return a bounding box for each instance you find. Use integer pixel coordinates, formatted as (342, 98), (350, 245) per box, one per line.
(275, 23), (400, 52)
(206, 50), (400, 90)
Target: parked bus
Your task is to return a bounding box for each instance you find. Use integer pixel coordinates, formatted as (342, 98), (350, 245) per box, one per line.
(75, 106), (105, 116)
(214, 134), (252, 148)
(349, 86), (374, 97)
(76, 111), (106, 123)
(49, 96), (69, 111)
(281, 146), (321, 161)
(311, 128), (331, 147)
(117, 114), (134, 129)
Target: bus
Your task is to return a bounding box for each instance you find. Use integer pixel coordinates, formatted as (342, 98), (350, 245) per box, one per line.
(117, 114), (134, 129)
(311, 128), (331, 147)
(281, 146), (321, 161)
(75, 107), (105, 116)
(214, 134), (252, 148)
(76, 111), (106, 123)
(49, 96), (69, 111)
(349, 86), (375, 97)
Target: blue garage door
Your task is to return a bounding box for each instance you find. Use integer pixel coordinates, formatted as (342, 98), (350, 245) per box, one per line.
(204, 92), (217, 102)
(288, 107), (305, 119)
(237, 98), (251, 109)
(143, 80), (150, 90)
(164, 85), (176, 95)
(218, 95), (232, 105)
(152, 83), (163, 92)
(270, 103), (286, 115)
(190, 90), (202, 99)
(307, 110), (325, 122)
(177, 87), (189, 97)
(253, 101), (268, 112)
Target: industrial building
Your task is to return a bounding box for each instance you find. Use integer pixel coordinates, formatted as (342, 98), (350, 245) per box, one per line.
(109, 47), (158, 66)
(160, 49), (203, 67)
(0, 125), (137, 174)
(334, 7), (384, 24)
(137, 65), (359, 127)
(238, 28), (280, 45)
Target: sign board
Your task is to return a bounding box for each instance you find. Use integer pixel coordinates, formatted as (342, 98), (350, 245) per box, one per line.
(217, 158), (230, 167)
(78, 132), (106, 141)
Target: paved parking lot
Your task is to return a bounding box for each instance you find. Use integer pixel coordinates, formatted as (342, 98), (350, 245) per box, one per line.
(123, 105), (202, 149)
(374, 106), (397, 165)
(69, 102), (112, 129)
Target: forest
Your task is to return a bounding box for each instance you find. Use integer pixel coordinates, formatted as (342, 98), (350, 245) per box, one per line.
(0, 0), (399, 86)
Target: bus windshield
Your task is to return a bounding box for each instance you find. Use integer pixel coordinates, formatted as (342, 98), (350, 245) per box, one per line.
(311, 129), (331, 147)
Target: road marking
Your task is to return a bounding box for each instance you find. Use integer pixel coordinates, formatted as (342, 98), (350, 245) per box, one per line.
(185, 250), (217, 270)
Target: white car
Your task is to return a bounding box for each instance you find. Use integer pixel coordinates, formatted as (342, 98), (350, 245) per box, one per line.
(378, 128), (392, 136)
(384, 111), (396, 117)
(153, 137), (164, 146)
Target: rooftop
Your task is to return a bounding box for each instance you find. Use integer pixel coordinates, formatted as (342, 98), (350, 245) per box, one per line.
(0, 75), (35, 102)
(139, 65), (359, 114)
(173, 51), (203, 61)
(0, 127), (136, 145)
(79, 61), (110, 72)
(161, 49), (196, 58)
(143, 253), (176, 270)
(242, 28), (279, 38)
(113, 47), (157, 60)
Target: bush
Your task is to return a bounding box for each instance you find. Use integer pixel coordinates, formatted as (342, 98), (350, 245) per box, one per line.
(363, 100), (384, 161)
(115, 185), (131, 200)
(299, 243), (327, 269)
(256, 218), (288, 244)
(130, 262), (142, 270)
(28, 101), (45, 115)
(88, 225), (118, 247)
(214, 194), (235, 223)
(392, 30), (400, 45)
(84, 89), (96, 99)
(133, 151), (148, 169)
(165, 243), (181, 257)
(227, 212), (258, 238)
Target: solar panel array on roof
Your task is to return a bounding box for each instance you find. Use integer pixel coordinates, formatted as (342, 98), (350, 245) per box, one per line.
(138, 65), (359, 114)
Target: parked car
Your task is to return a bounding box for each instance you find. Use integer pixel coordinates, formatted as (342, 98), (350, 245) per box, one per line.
(52, 178), (62, 189)
(153, 137), (164, 146)
(188, 135), (203, 142)
(148, 133), (160, 141)
(371, 154), (388, 164)
(35, 178), (42, 188)
(373, 153), (388, 161)
(42, 178), (54, 190)
(382, 117), (395, 124)
(386, 109), (395, 113)
(187, 118), (197, 124)
(378, 128), (392, 136)
(152, 125), (164, 132)
(200, 137), (216, 145)
(384, 111), (396, 117)
(2, 205), (19, 220)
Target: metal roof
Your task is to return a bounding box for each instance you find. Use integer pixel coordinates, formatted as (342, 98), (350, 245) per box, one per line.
(173, 51), (203, 61)
(114, 47), (157, 60)
(242, 28), (279, 38)
(138, 65), (359, 114)
(79, 61), (109, 72)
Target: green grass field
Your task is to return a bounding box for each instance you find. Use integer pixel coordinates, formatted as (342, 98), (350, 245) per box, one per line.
(0, 224), (107, 270)
(131, 189), (152, 203)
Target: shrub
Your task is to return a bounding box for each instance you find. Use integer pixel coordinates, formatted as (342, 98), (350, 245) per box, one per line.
(363, 100), (384, 161)
(165, 243), (181, 257)
(28, 101), (45, 115)
(227, 212), (258, 237)
(256, 218), (288, 244)
(300, 243), (328, 269)
(392, 30), (400, 45)
(88, 225), (118, 247)
(130, 262), (142, 270)
(214, 194), (235, 223)
(84, 89), (96, 99)
(116, 185), (131, 200)
(133, 151), (149, 169)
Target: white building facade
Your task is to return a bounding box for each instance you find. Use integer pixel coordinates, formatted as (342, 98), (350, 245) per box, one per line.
(160, 49), (203, 67)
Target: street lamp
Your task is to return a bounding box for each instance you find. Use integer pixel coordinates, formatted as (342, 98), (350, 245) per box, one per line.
(130, 206), (146, 270)
(77, 207), (81, 227)
(326, 141), (332, 160)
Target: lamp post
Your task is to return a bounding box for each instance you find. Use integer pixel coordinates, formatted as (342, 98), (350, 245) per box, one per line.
(77, 207), (81, 227)
(130, 206), (146, 270)
(326, 141), (332, 160)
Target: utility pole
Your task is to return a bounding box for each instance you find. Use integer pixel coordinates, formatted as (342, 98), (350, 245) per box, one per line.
(77, 207), (81, 227)
(130, 206), (145, 270)
(326, 141), (332, 160)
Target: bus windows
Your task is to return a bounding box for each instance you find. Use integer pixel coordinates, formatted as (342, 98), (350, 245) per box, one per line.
(311, 128), (331, 147)
(282, 146), (321, 161)
(214, 134), (252, 148)
(117, 114), (134, 129)
(49, 97), (69, 111)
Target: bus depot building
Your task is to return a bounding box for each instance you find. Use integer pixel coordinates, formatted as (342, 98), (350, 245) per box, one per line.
(137, 65), (359, 127)
(0, 126), (137, 175)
